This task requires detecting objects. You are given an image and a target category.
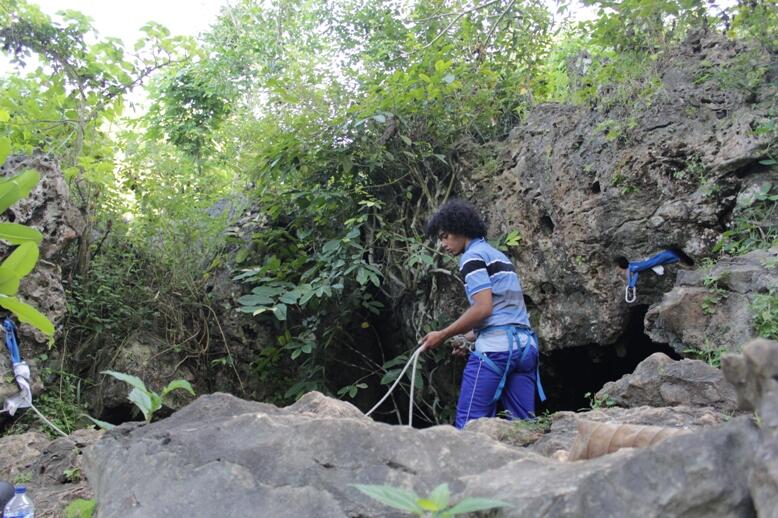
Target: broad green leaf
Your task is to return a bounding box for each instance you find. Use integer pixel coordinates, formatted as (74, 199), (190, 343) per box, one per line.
(0, 170), (40, 213)
(0, 136), (9, 164)
(418, 498), (441, 511)
(428, 483), (451, 510)
(352, 484), (422, 513)
(272, 303), (288, 321)
(85, 414), (116, 431)
(0, 223), (43, 245)
(0, 272), (20, 295)
(162, 379), (196, 399)
(101, 370), (148, 392)
(128, 387), (154, 421)
(0, 296), (54, 336)
(1, 241), (39, 277)
(0, 109), (9, 122)
(444, 496), (513, 515)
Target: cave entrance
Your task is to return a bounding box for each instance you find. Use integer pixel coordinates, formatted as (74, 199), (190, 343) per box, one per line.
(538, 304), (680, 413)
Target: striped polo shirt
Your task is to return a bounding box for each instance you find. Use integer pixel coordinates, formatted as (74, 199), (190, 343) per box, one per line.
(459, 237), (530, 331)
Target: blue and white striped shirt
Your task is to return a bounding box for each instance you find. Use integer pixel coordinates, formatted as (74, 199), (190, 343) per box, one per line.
(459, 238), (530, 331)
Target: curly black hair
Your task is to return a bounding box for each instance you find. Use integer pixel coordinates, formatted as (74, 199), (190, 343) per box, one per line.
(425, 199), (487, 239)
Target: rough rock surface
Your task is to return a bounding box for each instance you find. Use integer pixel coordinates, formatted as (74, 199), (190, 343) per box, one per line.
(457, 34), (777, 350)
(723, 338), (778, 516)
(464, 416), (549, 448)
(595, 352), (738, 412)
(91, 331), (197, 416)
(0, 429), (99, 517)
(85, 389), (763, 517)
(646, 247), (778, 354)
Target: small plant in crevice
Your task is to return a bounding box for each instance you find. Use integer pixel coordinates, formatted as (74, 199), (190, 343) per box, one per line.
(752, 290), (778, 340)
(64, 498), (96, 518)
(583, 391), (617, 410)
(715, 182), (778, 256)
(683, 342), (729, 368)
(701, 273), (729, 315)
(100, 370), (195, 424)
(353, 482), (512, 517)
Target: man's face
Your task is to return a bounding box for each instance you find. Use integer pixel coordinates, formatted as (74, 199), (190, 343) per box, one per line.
(438, 231), (468, 255)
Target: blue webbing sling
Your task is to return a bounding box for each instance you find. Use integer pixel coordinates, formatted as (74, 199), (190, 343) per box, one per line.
(625, 249), (683, 303)
(3, 318), (21, 365)
(470, 324), (546, 405)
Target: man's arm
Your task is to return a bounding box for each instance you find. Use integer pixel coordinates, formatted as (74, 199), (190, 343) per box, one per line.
(420, 289), (492, 350)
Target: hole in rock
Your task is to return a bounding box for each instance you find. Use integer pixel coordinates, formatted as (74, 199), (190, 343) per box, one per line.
(590, 181), (601, 194)
(538, 304), (680, 413)
(98, 402), (139, 425)
(539, 215), (555, 235)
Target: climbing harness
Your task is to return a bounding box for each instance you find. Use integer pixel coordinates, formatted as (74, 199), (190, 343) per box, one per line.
(623, 249), (687, 303)
(470, 325), (546, 404)
(1, 317), (67, 437)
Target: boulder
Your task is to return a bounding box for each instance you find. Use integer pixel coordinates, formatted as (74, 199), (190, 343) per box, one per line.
(595, 352), (738, 412)
(84, 392), (761, 517)
(645, 247), (778, 355)
(0, 429), (99, 517)
(723, 338), (778, 516)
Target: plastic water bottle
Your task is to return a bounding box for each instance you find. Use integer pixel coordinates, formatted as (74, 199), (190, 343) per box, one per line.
(3, 486), (34, 518)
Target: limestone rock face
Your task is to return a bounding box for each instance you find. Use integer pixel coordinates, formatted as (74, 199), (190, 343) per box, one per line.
(645, 247), (778, 354)
(459, 34), (776, 350)
(595, 352), (738, 412)
(85, 391), (762, 518)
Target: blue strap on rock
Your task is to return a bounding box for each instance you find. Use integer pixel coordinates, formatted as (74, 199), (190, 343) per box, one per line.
(472, 325), (546, 404)
(625, 249), (682, 303)
(3, 318), (21, 365)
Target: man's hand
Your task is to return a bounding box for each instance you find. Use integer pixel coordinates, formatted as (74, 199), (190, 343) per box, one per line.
(420, 330), (447, 351)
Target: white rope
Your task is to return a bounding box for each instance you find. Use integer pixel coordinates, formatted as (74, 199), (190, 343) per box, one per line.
(365, 347), (423, 427)
(29, 402), (68, 438)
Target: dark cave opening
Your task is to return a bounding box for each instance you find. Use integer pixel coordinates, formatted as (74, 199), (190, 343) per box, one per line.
(537, 304), (680, 413)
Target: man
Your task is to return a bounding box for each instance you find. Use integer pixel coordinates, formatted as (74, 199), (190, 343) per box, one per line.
(420, 199), (545, 428)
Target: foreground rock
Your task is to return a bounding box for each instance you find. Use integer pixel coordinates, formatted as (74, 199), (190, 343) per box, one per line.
(723, 338), (778, 516)
(646, 247), (778, 355)
(85, 388), (766, 517)
(0, 429), (99, 517)
(595, 352), (738, 412)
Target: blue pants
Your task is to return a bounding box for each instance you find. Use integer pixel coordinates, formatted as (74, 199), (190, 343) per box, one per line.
(455, 345), (538, 429)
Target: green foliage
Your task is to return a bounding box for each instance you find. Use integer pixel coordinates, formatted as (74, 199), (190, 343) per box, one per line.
(101, 370), (195, 422)
(683, 343), (729, 368)
(715, 182), (778, 256)
(752, 290), (778, 340)
(353, 483), (512, 517)
(584, 391), (617, 409)
(64, 498), (96, 518)
(0, 168), (54, 337)
(63, 467), (81, 483)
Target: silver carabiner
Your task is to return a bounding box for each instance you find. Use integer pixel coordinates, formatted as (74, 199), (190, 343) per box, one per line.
(625, 286), (637, 303)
